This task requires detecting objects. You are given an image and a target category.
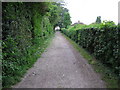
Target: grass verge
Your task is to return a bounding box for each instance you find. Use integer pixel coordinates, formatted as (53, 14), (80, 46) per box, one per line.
(62, 33), (119, 88)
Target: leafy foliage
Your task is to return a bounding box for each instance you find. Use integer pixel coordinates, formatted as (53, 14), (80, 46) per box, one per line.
(96, 16), (101, 24)
(62, 22), (120, 78)
(2, 2), (66, 88)
(59, 7), (72, 28)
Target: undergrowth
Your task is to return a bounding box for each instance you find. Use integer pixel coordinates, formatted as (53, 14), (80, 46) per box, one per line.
(3, 34), (54, 88)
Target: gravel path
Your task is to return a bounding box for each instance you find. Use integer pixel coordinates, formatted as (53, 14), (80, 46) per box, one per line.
(13, 32), (106, 88)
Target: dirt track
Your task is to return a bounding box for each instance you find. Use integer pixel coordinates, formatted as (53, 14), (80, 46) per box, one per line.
(13, 32), (106, 88)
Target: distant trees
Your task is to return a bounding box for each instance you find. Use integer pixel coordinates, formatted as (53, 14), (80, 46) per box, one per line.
(54, 6), (72, 29)
(96, 16), (101, 23)
(62, 11), (72, 28)
(47, 2), (72, 29)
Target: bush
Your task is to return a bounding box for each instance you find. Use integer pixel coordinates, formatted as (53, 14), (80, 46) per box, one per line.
(2, 2), (54, 88)
(62, 22), (120, 77)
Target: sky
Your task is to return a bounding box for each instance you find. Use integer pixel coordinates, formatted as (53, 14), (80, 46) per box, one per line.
(63, 0), (119, 25)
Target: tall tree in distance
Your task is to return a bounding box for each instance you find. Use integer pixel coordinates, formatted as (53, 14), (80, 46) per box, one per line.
(96, 16), (101, 24)
(58, 7), (72, 29)
(48, 2), (72, 29)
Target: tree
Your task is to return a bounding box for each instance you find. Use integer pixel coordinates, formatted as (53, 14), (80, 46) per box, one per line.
(58, 7), (72, 28)
(48, 2), (72, 29)
(96, 16), (101, 24)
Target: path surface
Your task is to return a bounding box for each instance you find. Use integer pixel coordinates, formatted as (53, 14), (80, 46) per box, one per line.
(14, 32), (106, 88)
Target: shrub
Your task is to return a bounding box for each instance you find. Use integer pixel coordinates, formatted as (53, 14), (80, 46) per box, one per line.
(62, 22), (120, 77)
(2, 2), (54, 88)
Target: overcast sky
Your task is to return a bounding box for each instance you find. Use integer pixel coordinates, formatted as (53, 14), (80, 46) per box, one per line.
(64, 0), (119, 25)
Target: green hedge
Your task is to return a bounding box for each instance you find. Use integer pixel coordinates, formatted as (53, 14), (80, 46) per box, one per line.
(2, 2), (54, 87)
(62, 23), (120, 77)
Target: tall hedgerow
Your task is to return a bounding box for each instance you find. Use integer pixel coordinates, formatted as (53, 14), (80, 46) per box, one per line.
(2, 2), (68, 88)
(62, 21), (120, 77)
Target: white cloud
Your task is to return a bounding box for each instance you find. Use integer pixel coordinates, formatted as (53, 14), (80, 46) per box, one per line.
(64, 0), (119, 24)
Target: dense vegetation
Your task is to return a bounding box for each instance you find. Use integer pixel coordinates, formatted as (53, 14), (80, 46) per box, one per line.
(2, 2), (71, 88)
(2, 1), (119, 88)
(62, 21), (120, 79)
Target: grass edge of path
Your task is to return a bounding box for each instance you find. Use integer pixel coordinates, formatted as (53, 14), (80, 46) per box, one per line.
(62, 32), (119, 88)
